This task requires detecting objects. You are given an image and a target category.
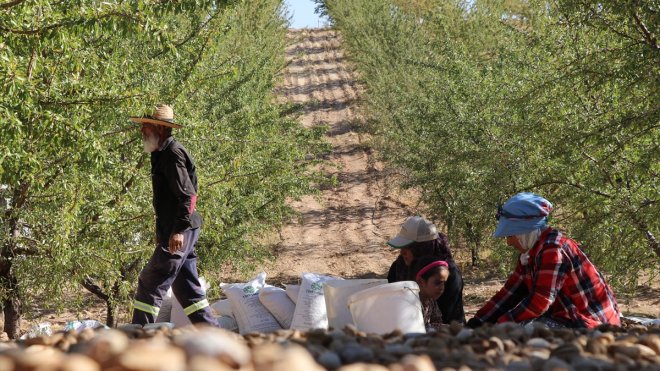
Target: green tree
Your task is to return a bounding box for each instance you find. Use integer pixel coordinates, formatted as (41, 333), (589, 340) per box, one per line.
(323, 0), (658, 287)
(0, 0), (325, 337)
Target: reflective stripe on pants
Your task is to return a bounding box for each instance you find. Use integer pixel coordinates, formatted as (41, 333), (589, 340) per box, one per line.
(131, 228), (218, 327)
(133, 299), (160, 316)
(184, 299), (209, 316)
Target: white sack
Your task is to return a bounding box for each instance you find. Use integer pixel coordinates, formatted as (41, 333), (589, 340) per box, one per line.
(324, 279), (388, 330)
(210, 299), (234, 318)
(221, 272), (282, 334)
(285, 284), (300, 304)
(258, 285), (296, 329)
(217, 315), (239, 332)
(290, 273), (339, 331)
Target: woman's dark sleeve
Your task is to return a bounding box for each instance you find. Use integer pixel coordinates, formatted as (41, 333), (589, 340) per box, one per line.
(437, 263), (466, 324)
(387, 256), (410, 282)
(387, 259), (398, 283)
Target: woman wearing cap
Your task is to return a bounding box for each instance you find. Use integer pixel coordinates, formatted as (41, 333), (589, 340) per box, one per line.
(387, 216), (466, 324)
(467, 192), (620, 329)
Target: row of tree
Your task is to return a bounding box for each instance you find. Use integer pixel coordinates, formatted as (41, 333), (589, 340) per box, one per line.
(0, 0), (326, 338)
(320, 0), (658, 284)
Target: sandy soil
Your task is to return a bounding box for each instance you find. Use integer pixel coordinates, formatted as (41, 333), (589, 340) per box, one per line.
(256, 29), (419, 283)
(6, 28), (658, 336)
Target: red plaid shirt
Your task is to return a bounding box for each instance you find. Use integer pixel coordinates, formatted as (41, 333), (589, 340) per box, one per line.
(475, 228), (620, 328)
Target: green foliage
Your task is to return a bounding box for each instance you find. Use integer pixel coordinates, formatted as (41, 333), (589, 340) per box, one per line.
(0, 0), (325, 326)
(323, 0), (658, 288)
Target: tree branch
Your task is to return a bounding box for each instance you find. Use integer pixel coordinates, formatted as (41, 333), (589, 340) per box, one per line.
(628, 213), (660, 258)
(522, 180), (611, 198)
(581, 151), (616, 188)
(0, 0), (25, 9)
(82, 276), (109, 302)
(120, 258), (142, 277)
(0, 10), (143, 35)
(206, 170), (262, 188)
(39, 94), (145, 107)
(150, 8), (219, 59)
(632, 12), (658, 50)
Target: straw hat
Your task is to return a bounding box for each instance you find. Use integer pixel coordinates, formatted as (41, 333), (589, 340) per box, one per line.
(129, 104), (182, 129)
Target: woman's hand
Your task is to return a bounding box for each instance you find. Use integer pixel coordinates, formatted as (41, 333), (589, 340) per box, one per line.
(466, 317), (483, 329)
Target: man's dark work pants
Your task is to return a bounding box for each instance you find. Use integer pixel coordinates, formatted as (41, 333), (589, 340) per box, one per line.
(132, 228), (218, 326)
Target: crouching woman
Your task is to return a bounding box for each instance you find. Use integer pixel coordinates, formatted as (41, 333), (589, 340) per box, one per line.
(467, 192), (621, 329)
(386, 216), (466, 324)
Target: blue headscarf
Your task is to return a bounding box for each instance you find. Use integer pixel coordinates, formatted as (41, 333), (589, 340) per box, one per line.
(493, 192), (553, 237)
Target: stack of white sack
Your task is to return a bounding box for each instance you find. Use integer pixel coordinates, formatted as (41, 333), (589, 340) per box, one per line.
(213, 272), (339, 333)
(290, 273), (340, 331)
(221, 272), (283, 334)
(212, 272), (339, 333)
(153, 273), (395, 334)
(214, 273), (386, 333)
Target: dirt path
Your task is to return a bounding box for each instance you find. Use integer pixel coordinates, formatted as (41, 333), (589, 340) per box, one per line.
(258, 28), (419, 283)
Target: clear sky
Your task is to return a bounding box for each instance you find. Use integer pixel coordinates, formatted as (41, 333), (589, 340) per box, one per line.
(284, 0), (330, 29)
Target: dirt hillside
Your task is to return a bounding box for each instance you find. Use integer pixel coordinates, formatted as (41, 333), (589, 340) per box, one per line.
(257, 28), (420, 283)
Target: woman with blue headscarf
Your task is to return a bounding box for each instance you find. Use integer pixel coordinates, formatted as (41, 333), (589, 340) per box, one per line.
(466, 192), (621, 329)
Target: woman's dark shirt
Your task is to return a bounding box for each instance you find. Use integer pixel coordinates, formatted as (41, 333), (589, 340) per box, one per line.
(387, 234), (466, 324)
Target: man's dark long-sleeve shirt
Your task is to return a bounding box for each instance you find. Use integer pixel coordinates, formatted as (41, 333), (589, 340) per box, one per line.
(151, 137), (202, 240)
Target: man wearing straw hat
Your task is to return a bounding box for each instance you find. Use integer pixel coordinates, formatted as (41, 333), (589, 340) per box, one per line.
(129, 104), (217, 326)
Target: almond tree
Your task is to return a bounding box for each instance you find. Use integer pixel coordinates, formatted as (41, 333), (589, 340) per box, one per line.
(0, 0), (325, 337)
(323, 0), (658, 285)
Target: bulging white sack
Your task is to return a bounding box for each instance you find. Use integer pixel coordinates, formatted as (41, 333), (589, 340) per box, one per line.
(221, 272), (282, 334)
(210, 299), (234, 318)
(217, 315), (239, 332)
(258, 285), (296, 329)
(285, 284), (300, 304)
(290, 273), (339, 331)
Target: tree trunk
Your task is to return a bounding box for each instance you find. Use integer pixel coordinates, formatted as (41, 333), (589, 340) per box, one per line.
(106, 280), (124, 328)
(466, 221), (480, 266)
(1, 270), (22, 339)
(1, 182), (30, 339)
(471, 239), (480, 267)
(106, 299), (116, 328)
(629, 212), (660, 258)
(83, 257), (141, 327)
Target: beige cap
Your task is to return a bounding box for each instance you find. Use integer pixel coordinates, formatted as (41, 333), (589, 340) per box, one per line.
(387, 216), (438, 248)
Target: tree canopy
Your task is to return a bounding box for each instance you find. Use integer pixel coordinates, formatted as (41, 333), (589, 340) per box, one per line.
(0, 0), (325, 337)
(321, 0), (658, 285)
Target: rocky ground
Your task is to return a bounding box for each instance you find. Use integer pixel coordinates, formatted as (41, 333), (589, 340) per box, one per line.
(1, 319), (659, 370)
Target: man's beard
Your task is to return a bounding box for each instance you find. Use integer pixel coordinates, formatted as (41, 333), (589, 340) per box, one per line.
(143, 132), (160, 153)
